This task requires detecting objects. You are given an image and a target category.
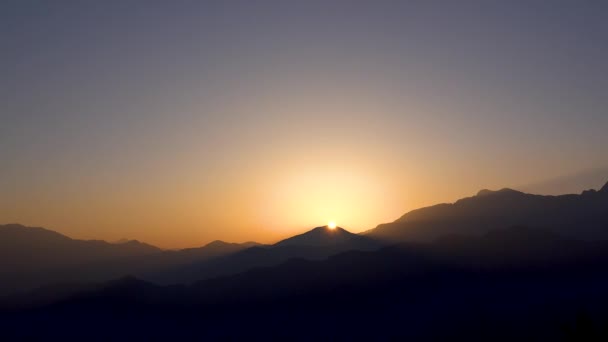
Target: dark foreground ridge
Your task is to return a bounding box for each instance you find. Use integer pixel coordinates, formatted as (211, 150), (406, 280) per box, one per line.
(2, 225), (608, 340)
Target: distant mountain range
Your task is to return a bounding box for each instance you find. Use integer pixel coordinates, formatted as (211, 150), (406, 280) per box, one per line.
(2, 181), (607, 296)
(275, 226), (376, 248)
(0, 224), (381, 295)
(1, 181), (608, 340)
(0, 224), (160, 294)
(144, 225), (381, 285)
(3, 225), (608, 339)
(0, 224), (161, 266)
(367, 181), (608, 242)
(0, 224), (259, 295)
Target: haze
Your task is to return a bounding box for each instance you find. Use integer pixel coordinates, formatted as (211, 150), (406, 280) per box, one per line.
(2, 1), (607, 248)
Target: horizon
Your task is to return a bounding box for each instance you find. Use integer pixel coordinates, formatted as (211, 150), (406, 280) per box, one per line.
(3, 3), (608, 339)
(4, 179), (607, 249)
(2, 1), (608, 248)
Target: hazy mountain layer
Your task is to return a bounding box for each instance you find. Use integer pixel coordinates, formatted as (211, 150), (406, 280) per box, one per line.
(367, 181), (608, 242)
(3, 226), (608, 340)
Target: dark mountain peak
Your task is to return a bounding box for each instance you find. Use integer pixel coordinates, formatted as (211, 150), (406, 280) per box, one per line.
(581, 181), (608, 196)
(476, 188), (522, 197)
(274, 226), (368, 247)
(476, 189), (493, 196)
(1, 223), (49, 232)
(204, 240), (233, 248)
(2, 223), (26, 229)
(0, 223), (71, 241)
(113, 238), (148, 246)
(304, 225), (353, 236)
(122, 239), (161, 252)
(369, 181), (608, 243)
(294, 225), (348, 236)
(311, 225), (345, 232)
(203, 240), (262, 249)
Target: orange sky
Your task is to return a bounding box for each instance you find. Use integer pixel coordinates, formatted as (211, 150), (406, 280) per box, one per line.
(3, 2), (608, 248)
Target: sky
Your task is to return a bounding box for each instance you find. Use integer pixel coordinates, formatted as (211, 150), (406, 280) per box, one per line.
(2, 1), (608, 248)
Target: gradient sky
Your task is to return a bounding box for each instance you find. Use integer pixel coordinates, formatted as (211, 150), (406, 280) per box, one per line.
(2, 1), (608, 248)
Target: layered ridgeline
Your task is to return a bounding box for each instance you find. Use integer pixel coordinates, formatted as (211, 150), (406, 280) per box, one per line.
(367, 181), (608, 242)
(0, 224), (260, 295)
(137, 225), (381, 285)
(0, 224), (380, 295)
(0, 224), (160, 267)
(1, 181), (606, 296)
(2, 182), (608, 339)
(3, 225), (608, 339)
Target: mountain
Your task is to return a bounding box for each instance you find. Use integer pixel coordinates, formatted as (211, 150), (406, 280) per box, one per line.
(0, 224), (162, 295)
(177, 240), (262, 258)
(5, 179), (607, 295)
(70, 239), (262, 285)
(0, 224), (260, 295)
(367, 181), (608, 242)
(0, 223), (381, 294)
(275, 225), (377, 248)
(0, 224), (161, 271)
(146, 225), (382, 285)
(4, 226), (608, 340)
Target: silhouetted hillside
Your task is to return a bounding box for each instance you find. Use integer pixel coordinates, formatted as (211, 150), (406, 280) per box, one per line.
(0, 224), (160, 267)
(147, 226), (382, 285)
(0, 224), (381, 295)
(69, 239), (263, 287)
(3, 184), (608, 339)
(0, 224), (161, 294)
(367, 181), (608, 242)
(0, 225), (258, 295)
(3, 226), (608, 340)
(275, 226), (377, 248)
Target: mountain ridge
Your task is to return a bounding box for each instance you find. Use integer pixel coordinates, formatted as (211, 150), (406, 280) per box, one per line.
(274, 226), (377, 248)
(368, 180), (608, 242)
(0, 224), (262, 296)
(5, 225), (608, 340)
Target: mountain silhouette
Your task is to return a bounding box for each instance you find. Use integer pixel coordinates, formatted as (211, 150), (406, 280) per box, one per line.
(3, 181), (607, 296)
(146, 225), (382, 285)
(367, 181), (608, 242)
(275, 225), (376, 248)
(0, 223), (382, 295)
(0, 224), (161, 263)
(176, 239), (263, 258)
(3, 183), (608, 339)
(77, 239), (262, 287)
(4, 226), (608, 340)
(0, 224), (162, 295)
(0, 224), (258, 296)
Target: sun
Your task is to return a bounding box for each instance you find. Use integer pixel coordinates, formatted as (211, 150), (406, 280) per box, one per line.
(327, 221), (337, 229)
